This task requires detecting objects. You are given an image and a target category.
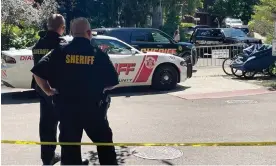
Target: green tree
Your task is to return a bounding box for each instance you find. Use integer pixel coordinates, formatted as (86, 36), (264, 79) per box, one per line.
(208, 0), (259, 24)
(249, 0), (276, 43)
(1, 0), (57, 50)
(161, 0), (182, 36)
(120, 0), (153, 27)
(182, 0), (203, 15)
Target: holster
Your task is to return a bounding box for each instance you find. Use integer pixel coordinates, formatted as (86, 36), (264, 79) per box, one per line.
(99, 93), (111, 118)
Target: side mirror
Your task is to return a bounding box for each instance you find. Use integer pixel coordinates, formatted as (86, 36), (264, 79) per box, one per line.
(131, 49), (137, 55)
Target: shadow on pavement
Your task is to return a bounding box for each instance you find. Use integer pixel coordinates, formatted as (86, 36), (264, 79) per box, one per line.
(1, 90), (39, 105)
(86, 146), (133, 165)
(110, 85), (190, 98)
(86, 146), (176, 165)
(1, 85), (190, 105)
(160, 160), (175, 165)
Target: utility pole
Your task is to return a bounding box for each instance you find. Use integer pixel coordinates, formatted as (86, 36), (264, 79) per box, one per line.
(272, 12), (276, 55)
(159, 0), (163, 26)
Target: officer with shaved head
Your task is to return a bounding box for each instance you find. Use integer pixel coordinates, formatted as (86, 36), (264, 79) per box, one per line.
(30, 17), (119, 165)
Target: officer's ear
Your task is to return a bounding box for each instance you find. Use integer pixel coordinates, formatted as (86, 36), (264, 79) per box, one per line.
(87, 29), (92, 38)
(62, 25), (66, 31)
(59, 25), (66, 35)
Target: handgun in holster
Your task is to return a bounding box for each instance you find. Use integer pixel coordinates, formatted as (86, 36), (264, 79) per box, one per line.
(99, 92), (111, 119)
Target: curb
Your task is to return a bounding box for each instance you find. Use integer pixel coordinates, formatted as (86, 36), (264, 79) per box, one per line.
(169, 88), (276, 100)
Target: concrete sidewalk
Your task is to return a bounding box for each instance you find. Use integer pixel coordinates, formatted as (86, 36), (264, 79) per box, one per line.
(168, 67), (275, 99)
(193, 67), (226, 77)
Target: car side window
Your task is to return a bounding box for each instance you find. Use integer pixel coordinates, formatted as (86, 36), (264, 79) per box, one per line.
(92, 39), (132, 55)
(150, 31), (170, 43)
(212, 30), (223, 37)
(110, 31), (130, 42)
(131, 31), (151, 42)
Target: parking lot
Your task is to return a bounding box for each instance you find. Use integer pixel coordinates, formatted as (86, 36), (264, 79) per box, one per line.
(2, 68), (276, 165)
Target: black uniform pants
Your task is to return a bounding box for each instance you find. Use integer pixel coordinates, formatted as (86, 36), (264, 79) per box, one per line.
(38, 89), (59, 164)
(57, 100), (118, 165)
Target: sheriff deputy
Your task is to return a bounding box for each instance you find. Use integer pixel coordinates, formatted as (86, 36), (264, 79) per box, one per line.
(30, 17), (119, 165)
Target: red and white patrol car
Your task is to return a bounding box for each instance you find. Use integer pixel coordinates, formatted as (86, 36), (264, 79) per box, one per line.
(1, 34), (192, 90)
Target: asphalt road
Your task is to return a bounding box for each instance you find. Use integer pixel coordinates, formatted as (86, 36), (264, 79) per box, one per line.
(1, 85), (276, 165)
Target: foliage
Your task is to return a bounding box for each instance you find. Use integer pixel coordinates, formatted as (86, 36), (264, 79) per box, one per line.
(182, 0), (203, 15)
(162, 12), (181, 36)
(1, 24), (39, 50)
(114, 0), (152, 27)
(161, 0), (182, 36)
(36, 0), (59, 29)
(179, 23), (195, 42)
(250, 0), (276, 44)
(179, 22), (195, 28)
(1, 0), (57, 50)
(208, 0), (259, 24)
(55, 0), (202, 29)
(1, 0), (58, 28)
(1, 0), (40, 27)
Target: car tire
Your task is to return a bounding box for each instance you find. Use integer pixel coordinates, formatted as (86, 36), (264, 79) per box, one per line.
(152, 64), (178, 91)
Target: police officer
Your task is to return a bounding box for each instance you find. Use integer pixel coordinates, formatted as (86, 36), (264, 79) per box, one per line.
(30, 17), (119, 165)
(32, 14), (89, 165)
(31, 14), (65, 165)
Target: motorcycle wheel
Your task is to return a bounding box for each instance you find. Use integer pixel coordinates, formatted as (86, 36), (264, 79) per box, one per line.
(268, 61), (276, 77)
(231, 67), (243, 78)
(242, 71), (256, 79)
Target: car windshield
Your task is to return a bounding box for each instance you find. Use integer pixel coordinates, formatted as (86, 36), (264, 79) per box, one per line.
(196, 29), (223, 37)
(91, 38), (135, 55)
(236, 28), (249, 34)
(223, 29), (246, 37)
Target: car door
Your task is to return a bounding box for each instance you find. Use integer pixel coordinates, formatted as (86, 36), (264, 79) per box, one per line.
(92, 38), (145, 87)
(130, 30), (153, 51)
(147, 30), (178, 55)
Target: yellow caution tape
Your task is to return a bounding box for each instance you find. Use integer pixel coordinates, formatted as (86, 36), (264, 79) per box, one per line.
(2, 140), (276, 146)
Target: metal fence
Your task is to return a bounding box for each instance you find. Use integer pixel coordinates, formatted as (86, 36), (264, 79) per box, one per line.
(193, 44), (245, 67)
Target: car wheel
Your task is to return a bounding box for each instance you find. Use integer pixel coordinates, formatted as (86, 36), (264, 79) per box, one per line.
(152, 64), (178, 91)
